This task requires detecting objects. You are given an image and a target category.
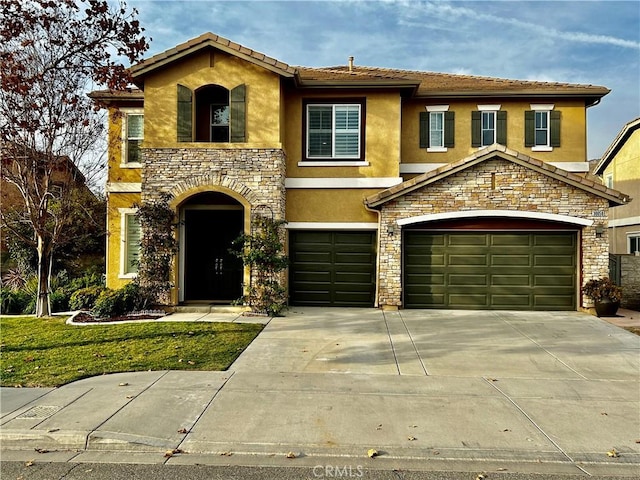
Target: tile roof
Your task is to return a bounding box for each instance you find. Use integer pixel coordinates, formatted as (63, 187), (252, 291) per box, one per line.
(365, 144), (631, 208)
(129, 32), (296, 82)
(296, 66), (610, 99)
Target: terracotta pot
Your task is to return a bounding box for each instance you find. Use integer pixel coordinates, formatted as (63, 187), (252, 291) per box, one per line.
(594, 298), (620, 317)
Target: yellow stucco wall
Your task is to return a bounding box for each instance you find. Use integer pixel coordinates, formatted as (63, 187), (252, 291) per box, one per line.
(142, 50), (282, 148)
(286, 189), (380, 223)
(105, 192), (141, 289)
(283, 89), (401, 178)
(401, 99), (588, 164)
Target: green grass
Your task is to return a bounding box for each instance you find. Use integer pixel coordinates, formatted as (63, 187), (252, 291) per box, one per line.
(0, 316), (263, 387)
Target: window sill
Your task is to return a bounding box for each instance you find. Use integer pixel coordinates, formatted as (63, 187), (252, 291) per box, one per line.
(531, 146), (553, 152)
(298, 161), (370, 167)
(119, 273), (138, 279)
(119, 162), (142, 169)
(427, 147), (448, 153)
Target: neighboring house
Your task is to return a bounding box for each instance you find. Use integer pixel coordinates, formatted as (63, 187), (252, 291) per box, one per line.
(90, 32), (630, 312)
(594, 118), (640, 255)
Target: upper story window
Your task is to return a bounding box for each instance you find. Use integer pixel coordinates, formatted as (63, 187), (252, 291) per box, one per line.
(472, 106), (506, 147)
(605, 173), (614, 188)
(419, 105), (454, 152)
(304, 100), (364, 160)
(177, 84), (246, 143)
(629, 234), (640, 255)
(525, 104), (560, 151)
(122, 110), (143, 165)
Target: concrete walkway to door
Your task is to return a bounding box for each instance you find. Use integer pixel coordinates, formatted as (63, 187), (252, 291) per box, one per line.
(1, 308), (639, 477)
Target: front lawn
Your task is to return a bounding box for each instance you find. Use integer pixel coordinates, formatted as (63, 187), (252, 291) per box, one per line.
(0, 316), (263, 387)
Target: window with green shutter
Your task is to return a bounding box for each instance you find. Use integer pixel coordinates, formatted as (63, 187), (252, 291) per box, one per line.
(125, 214), (141, 274)
(303, 99), (365, 160)
(420, 108), (454, 150)
(472, 110), (507, 147)
(125, 113), (143, 163)
(525, 107), (559, 149)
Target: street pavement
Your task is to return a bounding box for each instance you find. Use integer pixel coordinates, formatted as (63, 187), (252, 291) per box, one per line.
(1, 308), (639, 478)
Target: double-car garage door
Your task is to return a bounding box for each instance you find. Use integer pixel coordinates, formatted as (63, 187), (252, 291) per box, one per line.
(404, 231), (577, 310)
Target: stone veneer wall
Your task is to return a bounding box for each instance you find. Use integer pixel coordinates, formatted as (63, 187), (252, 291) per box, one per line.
(141, 148), (286, 218)
(377, 158), (611, 309)
(620, 255), (640, 310)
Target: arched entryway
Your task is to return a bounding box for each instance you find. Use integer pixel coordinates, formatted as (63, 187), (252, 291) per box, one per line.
(178, 192), (244, 303)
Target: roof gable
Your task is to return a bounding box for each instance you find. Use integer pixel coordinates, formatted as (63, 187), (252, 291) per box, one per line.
(365, 144), (630, 208)
(129, 32), (296, 86)
(595, 117), (640, 174)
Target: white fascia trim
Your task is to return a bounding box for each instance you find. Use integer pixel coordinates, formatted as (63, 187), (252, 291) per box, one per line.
(400, 163), (447, 174)
(286, 222), (378, 230)
(548, 162), (589, 172)
(298, 161), (370, 167)
(608, 216), (640, 228)
(107, 182), (142, 193)
(478, 104), (501, 111)
(397, 210), (593, 227)
(285, 177), (402, 189)
(530, 104), (555, 111)
(426, 105), (449, 112)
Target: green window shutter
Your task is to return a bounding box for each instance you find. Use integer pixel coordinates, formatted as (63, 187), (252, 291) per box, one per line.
(471, 111), (481, 147)
(444, 111), (455, 148)
(125, 215), (141, 274)
(419, 111), (429, 148)
(177, 84), (192, 142)
(550, 110), (561, 147)
(496, 111), (507, 145)
(524, 110), (535, 147)
(230, 84), (246, 142)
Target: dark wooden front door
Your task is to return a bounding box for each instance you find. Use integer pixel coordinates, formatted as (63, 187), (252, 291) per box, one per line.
(184, 209), (243, 302)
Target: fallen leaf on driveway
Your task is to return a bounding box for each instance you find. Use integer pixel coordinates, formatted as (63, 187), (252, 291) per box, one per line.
(476, 474), (486, 480)
(367, 448), (379, 458)
(25, 460), (34, 467)
(376, 424), (382, 430)
(221, 451), (233, 456)
(164, 448), (183, 458)
(286, 451), (297, 459)
(34, 448), (49, 453)
(407, 436), (416, 441)
(177, 428), (188, 434)
(607, 448), (620, 458)
(118, 382), (128, 386)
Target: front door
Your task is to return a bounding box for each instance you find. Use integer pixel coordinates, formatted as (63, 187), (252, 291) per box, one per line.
(184, 209), (243, 302)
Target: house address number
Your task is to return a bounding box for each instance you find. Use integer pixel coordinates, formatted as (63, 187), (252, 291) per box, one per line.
(592, 210), (606, 217)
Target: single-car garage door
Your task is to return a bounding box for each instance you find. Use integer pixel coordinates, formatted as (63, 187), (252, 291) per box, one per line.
(290, 230), (376, 307)
(404, 231), (577, 310)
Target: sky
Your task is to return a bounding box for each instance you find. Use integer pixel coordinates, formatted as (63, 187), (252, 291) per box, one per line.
(125, 0), (640, 160)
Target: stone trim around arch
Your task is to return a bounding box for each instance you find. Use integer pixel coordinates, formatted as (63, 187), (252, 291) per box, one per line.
(168, 174), (259, 209)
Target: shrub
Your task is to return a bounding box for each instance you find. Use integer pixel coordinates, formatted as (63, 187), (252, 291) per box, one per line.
(92, 288), (125, 319)
(582, 277), (623, 303)
(0, 287), (32, 314)
(50, 289), (70, 312)
(69, 286), (106, 311)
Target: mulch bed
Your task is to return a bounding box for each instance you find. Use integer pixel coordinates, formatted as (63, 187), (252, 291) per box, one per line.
(72, 311), (166, 323)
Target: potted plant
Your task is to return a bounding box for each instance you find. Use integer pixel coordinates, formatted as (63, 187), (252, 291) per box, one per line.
(581, 277), (622, 317)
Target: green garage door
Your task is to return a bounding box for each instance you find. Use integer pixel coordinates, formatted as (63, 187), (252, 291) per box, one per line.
(290, 230), (376, 307)
(404, 231), (577, 310)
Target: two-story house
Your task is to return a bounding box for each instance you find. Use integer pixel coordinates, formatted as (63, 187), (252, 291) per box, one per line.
(594, 118), (640, 255)
(90, 32), (630, 312)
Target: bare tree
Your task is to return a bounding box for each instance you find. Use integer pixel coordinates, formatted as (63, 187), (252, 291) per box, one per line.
(0, 0), (149, 316)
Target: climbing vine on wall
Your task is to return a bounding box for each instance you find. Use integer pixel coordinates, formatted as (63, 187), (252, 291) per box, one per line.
(135, 194), (178, 307)
(231, 215), (288, 316)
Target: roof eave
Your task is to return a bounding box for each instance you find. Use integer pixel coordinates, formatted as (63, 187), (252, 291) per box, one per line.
(414, 89), (610, 105)
(595, 117), (640, 174)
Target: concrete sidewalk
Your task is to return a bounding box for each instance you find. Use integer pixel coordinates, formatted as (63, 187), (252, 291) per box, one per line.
(1, 308), (639, 476)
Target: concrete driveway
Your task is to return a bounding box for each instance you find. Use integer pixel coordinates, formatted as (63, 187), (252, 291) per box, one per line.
(1, 308), (639, 476)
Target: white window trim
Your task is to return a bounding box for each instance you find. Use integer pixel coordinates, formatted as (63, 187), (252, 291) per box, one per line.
(121, 108), (143, 168)
(605, 173), (614, 189)
(628, 232), (640, 255)
(530, 106), (554, 152)
(118, 208), (140, 279)
(306, 103), (362, 160)
(426, 105), (449, 152)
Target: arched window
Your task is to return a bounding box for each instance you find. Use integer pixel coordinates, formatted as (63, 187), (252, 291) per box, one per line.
(196, 85), (229, 142)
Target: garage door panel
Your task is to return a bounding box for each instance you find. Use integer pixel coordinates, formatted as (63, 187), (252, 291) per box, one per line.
(290, 231), (376, 307)
(404, 231), (577, 310)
